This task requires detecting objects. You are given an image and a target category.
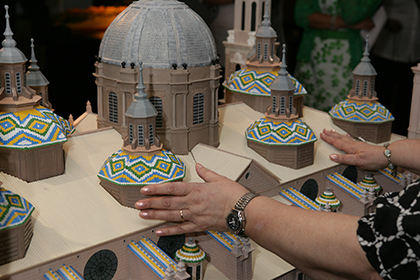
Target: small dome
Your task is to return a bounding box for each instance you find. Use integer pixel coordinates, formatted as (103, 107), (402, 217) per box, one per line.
(98, 149), (186, 185)
(329, 99), (394, 123)
(175, 238), (206, 264)
(0, 187), (34, 231)
(0, 107), (74, 149)
(98, 0), (217, 69)
(223, 69), (306, 97)
(245, 118), (317, 145)
(315, 188), (341, 208)
(358, 173), (381, 192)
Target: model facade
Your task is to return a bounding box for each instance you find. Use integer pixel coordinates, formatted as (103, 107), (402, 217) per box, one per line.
(98, 63), (186, 208)
(223, 2), (306, 116)
(329, 37), (394, 143)
(0, 5), (74, 182)
(94, 0), (221, 155)
(245, 45), (316, 169)
(408, 63), (420, 139)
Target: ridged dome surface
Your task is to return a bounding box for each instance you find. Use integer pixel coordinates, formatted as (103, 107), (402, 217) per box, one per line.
(98, 0), (217, 69)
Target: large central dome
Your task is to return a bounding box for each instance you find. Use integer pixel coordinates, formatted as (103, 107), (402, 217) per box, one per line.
(98, 0), (217, 69)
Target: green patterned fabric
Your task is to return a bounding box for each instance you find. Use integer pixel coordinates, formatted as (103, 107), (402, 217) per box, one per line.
(294, 0), (381, 111)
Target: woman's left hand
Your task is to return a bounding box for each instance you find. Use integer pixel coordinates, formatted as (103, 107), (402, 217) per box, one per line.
(135, 163), (248, 236)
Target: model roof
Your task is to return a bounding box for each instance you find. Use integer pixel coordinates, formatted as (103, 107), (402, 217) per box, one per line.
(352, 36), (377, 76)
(0, 106), (74, 149)
(175, 238), (206, 264)
(0, 187), (34, 231)
(98, 0), (217, 69)
(329, 99), (394, 123)
(315, 188), (341, 208)
(255, 1), (276, 38)
(26, 38), (49, 87)
(97, 149), (186, 185)
(0, 5), (26, 64)
(223, 69), (306, 96)
(245, 118), (317, 145)
(270, 45), (295, 92)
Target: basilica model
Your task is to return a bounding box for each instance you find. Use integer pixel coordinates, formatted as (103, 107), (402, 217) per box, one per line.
(94, 0), (221, 155)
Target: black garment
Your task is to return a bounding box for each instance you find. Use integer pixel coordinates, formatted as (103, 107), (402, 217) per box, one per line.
(358, 179), (420, 279)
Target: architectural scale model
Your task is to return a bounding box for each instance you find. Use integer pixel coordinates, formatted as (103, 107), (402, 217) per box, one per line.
(329, 37), (394, 143)
(98, 63), (186, 208)
(94, 0), (221, 155)
(174, 238), (206, 280)
(408, 63), (420, 139)
(0, 186), (34, 266)
(0, 5), (74, 182)
(223, 2), (307, 116)
(245, 45), (317, 169)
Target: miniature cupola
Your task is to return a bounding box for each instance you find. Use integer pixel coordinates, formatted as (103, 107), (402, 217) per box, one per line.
(0, 5), (40, 110)
(358, 172), (381, 193)
(246, 1), (280, 72)
(348, 35), (378, 101)
(123, 62), (162, 154)
(266, 44), (298, 120)
(315, 188), (341, 211)
(26, 38), (52, 109)
(175, 238), (206, 280)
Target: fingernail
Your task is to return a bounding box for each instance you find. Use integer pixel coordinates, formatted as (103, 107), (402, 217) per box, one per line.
(135, 201), (145, 208)
(196, 163), (203, 169)
(141, 187), (150, 194)
(155, 229), (164, 235)
(330, 154), (338, 161)
(139, 211), (149, 218)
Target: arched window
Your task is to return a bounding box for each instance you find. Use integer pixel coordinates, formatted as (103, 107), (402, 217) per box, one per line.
(150, 96), (163, 127)
(280, 96), (285, 114)
(5, 73), (11, 94)
(257, 43), (261, 59)
(241, 1), (246, 30)
(271, 44), (275, 59)
(129, 124), (133, 144)
(251, 2), (257, 31)
(235, 64), (241, 71)
(108, 92), (118, 123)
(371, 80), (375, 95)
(193, 93), (204, 125)
(15, 72), (21, 94)
(138, 125), (144, 146)
(289, 96), (293, 113)
(272, 95), (277, 113)
(355, 80), (360, 96)
(264, 44), (268, 60)
(300, 179), (318, 201)
(39, 93), (44, 106)
(149, 124), (154, 146)
(363, 80), (368, 96)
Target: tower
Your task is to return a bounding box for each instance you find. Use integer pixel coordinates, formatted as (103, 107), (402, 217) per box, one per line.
(408, 63), (420, 139)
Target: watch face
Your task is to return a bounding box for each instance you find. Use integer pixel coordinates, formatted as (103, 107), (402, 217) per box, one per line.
(227, 212), (241, 232)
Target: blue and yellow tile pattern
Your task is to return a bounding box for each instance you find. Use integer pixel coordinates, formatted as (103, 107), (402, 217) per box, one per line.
(329, 99), (394, 123)
(0, 187), (34, 231)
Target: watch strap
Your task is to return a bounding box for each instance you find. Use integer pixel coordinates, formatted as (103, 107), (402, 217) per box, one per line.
(384, 143), (397, 176)
(234, 192), (259, 211)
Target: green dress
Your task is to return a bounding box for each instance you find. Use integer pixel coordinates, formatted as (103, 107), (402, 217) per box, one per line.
(294, 0), (381, 111)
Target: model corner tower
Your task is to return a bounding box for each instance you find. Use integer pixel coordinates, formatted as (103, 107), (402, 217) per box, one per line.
(0, 5), (73, 182)
(329, 36), (394, 143)
(223, 2), (306, 115)
(245, 45), (317, 169)
(98, 63), (186, 208)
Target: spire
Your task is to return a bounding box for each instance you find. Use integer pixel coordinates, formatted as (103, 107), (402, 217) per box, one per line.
(270, 44), (295, 91)
(3, 5), (13, 41)
(352, 34), (377, 76)
(0, 5), (27, 63)
(261, 1), (271, 27)
(255, 1), (276, 38)
(27, 38), (49, 87)
(361, 35), (371, 63)
(29, 38), (40, 71)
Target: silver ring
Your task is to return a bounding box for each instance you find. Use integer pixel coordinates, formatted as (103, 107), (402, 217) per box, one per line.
(179, 210), (185, 222)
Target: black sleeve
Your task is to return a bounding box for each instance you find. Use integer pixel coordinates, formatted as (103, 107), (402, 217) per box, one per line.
(357, 179), (420, 280)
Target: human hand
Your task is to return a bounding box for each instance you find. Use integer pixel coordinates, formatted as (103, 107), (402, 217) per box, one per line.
(349, 18), (374, 30)
(320, 129), (387, 171)
(135, 163), (248, 236)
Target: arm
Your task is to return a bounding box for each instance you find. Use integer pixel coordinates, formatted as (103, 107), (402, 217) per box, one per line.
(320, 129), (420, 174)
(136, 164), (382, 280)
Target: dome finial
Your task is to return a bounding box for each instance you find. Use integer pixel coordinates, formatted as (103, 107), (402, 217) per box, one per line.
(361, 34), (371, 62)
(262, 1), (271, 26)
(278, 44), (288, 76)
(4, 5), (13, 36)
(135, 61), (147, 100)
(28, 38), (40, 71)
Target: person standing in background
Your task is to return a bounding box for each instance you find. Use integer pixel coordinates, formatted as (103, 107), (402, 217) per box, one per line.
(370, 0), (420, 137)
(293, 0), (381, 112)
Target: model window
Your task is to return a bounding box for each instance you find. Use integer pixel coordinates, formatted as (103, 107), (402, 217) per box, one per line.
(289, 96), (293, 113)
(5, 73), (11, 94)
(15, 72), (21, 94)
(272, 95), (277, 113)
(149, 124), (154, 146)
(129, 124), (133, 144)
(257, 43), (261, 59)
(371, 80), (375, 95)
(355, 80), (360, 96)
(235, 64), (241, 71)
(251, 2), (257, 31)
(108, 92), (118, 123)
(363, 80), (368, 96)
(150, 96), (163, 128)
(39, 93), (44, 106)
(280, 96), (285, 114)
(138, 125), (144, 146)
(241, 1), (246, 30)
(193, 93), (204, 125)
(271, 44), (274, 59)
(264, 44), (268, 60)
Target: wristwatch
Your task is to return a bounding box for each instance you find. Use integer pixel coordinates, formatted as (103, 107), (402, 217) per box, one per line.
(384, 143), (397, 176)
(226, 192), (259, 236)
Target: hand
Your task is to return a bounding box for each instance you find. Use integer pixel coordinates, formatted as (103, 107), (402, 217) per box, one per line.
(349, 18), (375, 30)
(320, 129), (387, 171)
(135, 163), (248, 236)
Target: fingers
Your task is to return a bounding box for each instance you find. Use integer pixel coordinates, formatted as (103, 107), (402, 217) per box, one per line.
(140, 181), (195, 196)
(154, 222), (202, 236)
(195, 163), (226, 183)
(139, 208), (190, 223)
(135, 195), (188, 211)
(329, 153), (360, 166)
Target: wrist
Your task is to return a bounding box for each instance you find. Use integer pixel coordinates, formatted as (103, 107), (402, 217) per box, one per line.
(384, 143), (398, 175)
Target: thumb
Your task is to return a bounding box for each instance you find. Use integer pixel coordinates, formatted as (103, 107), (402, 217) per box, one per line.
(195, 163), (224, 183)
